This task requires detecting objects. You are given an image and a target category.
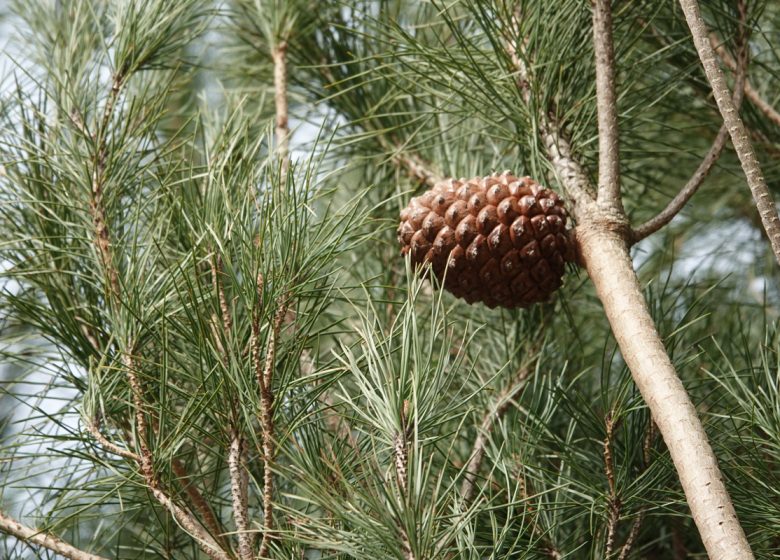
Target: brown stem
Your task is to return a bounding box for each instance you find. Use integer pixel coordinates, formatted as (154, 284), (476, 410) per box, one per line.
(603, 413), (620, 558)
(229, 431), (253, 560)
(0, 510), (109, 560)
(273, 40), (290, 171)
(84, 417), (141, 462)
(170, 458), (226, 549)
(593, 0), (624, 213)
(256, 290), (288, 559)
(680, 0), (780, 267)
(90, 72), (125, 300)
(633, 5), (749, 242)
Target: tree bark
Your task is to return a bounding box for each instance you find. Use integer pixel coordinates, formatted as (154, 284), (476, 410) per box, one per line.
(577, 221), (754, 560)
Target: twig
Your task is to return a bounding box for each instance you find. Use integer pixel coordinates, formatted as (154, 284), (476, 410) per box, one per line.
(593, 0), (624, 212)
(170, 458), (226, 550)
(603, 412), (620, 558)
(229, 431), (253, 560)
(273, 39), (290, 170)
(633, 3), (749, 242)
(395, 151), (443, 188)
(84, 417), (141, 462)
(90, 72), (125, 300)
(81, 65), (232, 560)
(0, 510), (109, 560)
(125, 352), (231, 560)
(459, 360), (536, 505)
(252, 272), (288, 559)
(506, 11), (596, 211)
(680, 0), (780, 268)
(613, 420), (656, 560)
(394, 399), (410, 495)
(210, 253), (253, 557)
(710, 33), (780, 129)
(617, 512), (644, 560)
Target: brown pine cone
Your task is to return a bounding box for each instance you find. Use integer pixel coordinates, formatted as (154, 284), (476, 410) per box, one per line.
(398, 172), (576, 309)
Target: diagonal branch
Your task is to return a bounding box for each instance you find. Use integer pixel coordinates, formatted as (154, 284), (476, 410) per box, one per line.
(710, 32), (780, 129)
(123, 353), (232, 560)
(632, 1), (749, 242)
(593, 0), (624, 212)
(0, 510), (109, 560)
(679, 0), (780, 267)
(252, 271), (289, 559)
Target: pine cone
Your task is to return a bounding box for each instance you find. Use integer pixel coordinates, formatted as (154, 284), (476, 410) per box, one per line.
(398, 172), (576, 309)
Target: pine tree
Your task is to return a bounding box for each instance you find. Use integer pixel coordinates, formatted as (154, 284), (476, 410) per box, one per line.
(2, 1), (780, 559)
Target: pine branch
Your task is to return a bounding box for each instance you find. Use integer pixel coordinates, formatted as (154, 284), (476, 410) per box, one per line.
(84, 418), (141, 462)
(210, 252), (253, 557)
(507, 10), (595, 213)
(394, 400), (410, 496)
(0, 510), (109, 560)
(170, 459), (227, 548)
(680, 0), (780, 268)
(710, 32), (780, 129)
(509, 7), (753, 557)
(615, 421), (656, 560)
(632, 2), (749, 242)
(90, 71), (125, 300)
(593, 0), (623, 213)
(253, 274), (288, 559)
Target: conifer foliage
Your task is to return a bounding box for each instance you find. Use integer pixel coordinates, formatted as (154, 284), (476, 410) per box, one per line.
(1, 1), (780, 559)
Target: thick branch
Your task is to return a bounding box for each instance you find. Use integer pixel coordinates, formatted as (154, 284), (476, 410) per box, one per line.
(633, 6), (749, 242)
(679, 0), (780, 266)
(577, 226), (753, 559)
(510, 8), (753, 557)
(592, 0), (623, 211)
(0, 511), (109, 560)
